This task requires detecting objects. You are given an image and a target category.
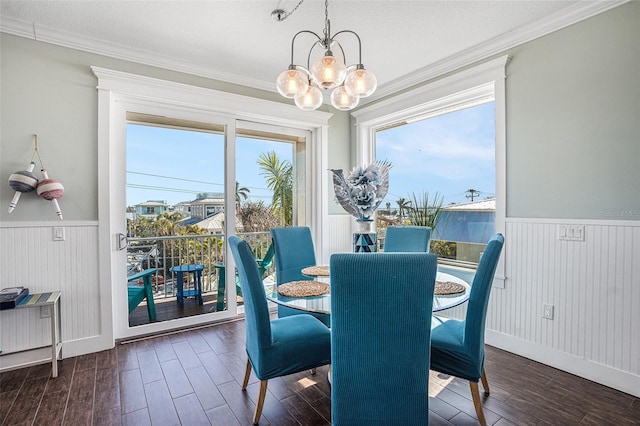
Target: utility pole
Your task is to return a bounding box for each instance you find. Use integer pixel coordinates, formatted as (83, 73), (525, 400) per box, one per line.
(465, 189), (480, 202)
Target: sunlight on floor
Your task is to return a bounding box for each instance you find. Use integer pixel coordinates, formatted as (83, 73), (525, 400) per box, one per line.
(428, 370), (454, 397)
(297, 377), (319, 388)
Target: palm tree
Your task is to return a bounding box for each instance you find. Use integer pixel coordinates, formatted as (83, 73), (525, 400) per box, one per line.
(235, 181), (250, 207)
(257, 151), (293, 226)
(396, 197), (411, 220)
(406, 191), (443, 229)
(153, 216), (174, 237)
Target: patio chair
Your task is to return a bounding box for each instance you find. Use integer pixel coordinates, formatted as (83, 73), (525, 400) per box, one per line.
(256, 242), (275, 280)
(215, 242), (274, 310)
(270, 226), (330, 326)
(330, 252), (437, 425)
(383, 225), (432, 252)
(228, 236), (331, 425)
(430, 233), (504, 426)
(127, 268), (157, 322)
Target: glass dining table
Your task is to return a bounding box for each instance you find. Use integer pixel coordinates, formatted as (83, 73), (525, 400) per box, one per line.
(265, 265), (471, 314)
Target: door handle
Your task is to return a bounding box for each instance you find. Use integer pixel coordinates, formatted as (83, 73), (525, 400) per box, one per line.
(117, 233), (128, 251)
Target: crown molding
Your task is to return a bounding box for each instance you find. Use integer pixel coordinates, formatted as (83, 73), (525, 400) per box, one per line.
(1, 1), (629, 99)
(360, 0), (630, 107)
(0, 14), (274, 93)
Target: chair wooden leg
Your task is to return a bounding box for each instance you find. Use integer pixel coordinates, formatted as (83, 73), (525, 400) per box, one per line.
(253, 380), (268, 425)
(480, 369), (490, 394)
(470, 381), (487, 426)
(242, 359), (252, 390)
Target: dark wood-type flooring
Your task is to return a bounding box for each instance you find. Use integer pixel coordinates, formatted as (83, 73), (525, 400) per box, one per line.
(1, 316), (639, 425)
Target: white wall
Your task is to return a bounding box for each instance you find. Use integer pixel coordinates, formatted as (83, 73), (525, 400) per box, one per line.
(0, 223), (105, 357)
(496, 219), (639, 396)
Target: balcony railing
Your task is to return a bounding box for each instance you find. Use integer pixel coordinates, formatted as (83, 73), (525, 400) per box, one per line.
(127, 230), (485, 302)
(126, 231), (272, 300)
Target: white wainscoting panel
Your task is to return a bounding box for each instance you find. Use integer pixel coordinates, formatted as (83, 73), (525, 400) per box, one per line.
(479, 219), (639, 395)
(321, 215), (353, 264)
(0, 223), (100, 354)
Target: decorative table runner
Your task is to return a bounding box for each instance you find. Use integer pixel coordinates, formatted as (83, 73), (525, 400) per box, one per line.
(301, 265), (330, 277)
(277, 281), (330, 297)
(435, 281), (466, 296)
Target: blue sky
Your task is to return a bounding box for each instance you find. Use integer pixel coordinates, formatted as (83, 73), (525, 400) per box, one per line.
(126, 101), (495, 208)
(376, 101), (495, 206)
(126, 125), (292, 206)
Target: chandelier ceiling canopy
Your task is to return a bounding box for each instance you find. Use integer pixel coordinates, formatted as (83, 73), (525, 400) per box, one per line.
(274, 0), (377, 111)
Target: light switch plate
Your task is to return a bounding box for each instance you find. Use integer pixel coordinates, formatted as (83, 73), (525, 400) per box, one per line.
(53, 226), (65, 241)
(558, 225), (585, 241)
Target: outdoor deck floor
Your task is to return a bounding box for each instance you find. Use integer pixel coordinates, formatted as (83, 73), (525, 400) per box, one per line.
(128, 292), (242, 327)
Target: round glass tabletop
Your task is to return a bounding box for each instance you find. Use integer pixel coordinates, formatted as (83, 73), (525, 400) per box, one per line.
(265, 270), (470, 314)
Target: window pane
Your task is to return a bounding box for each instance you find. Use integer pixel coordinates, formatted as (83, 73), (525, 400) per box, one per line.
(125, 121), (226, 324)
(375, 101), (495, 265)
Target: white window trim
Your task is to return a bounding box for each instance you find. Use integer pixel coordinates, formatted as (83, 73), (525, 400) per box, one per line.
(92, 67), (332, 340)
(351, 55), (508, 287)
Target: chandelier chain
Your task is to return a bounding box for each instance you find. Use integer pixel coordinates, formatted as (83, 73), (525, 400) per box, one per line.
(325, 0), (329, 24)
(323, 0), (329, 40)
(276, 0), (305, 22)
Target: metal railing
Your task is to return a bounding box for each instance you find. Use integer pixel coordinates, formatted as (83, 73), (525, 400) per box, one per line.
(126, 231), (272, 299)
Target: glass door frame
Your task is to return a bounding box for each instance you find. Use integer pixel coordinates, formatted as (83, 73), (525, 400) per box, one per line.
(94, 67), (332, 341)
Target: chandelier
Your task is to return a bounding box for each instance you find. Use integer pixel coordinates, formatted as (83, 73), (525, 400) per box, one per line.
(275, 0), (377, 111)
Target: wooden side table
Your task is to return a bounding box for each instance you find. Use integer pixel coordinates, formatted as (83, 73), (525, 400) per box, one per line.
(0, 291), (62, 378)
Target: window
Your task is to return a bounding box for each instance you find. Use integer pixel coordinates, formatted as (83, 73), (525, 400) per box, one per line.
(375, 100), (495, 266)
(352, 56), (506, 281)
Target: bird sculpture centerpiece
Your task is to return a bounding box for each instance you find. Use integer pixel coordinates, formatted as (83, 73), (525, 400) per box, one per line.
(330, 160), (391, 252)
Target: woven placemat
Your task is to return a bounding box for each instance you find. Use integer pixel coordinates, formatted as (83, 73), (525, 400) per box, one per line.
(301, 265), (330, 277)
(277, 281), (330, 297)
(435, 281), (466, 296)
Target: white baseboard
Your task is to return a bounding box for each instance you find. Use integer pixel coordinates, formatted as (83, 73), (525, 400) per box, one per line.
(486, 329), (640, 398)
(61, 335), (114, 359)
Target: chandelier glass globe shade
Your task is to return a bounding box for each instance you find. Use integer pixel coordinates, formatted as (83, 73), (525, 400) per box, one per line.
(310, 55), (347, 89)
(330, 86), (359, 111)
(276, 69), (309, 98)
(344, 68), (377, 98)
(294, 85), (323, 111)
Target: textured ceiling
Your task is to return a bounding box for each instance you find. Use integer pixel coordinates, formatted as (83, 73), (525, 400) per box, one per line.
(0, 1), (626, 103)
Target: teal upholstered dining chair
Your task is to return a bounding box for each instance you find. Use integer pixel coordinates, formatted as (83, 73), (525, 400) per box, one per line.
(227, 236), (331, 425)
(383, 225), (432, 252)
(270, 226), (330, 327)
(330, 252), (438, 425)
(430, 233), (504, 426)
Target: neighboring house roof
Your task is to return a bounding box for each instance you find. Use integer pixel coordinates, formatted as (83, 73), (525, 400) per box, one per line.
(136, 200), (168, 207)
(194, 212), (243, 232)
(190, 198), (224, 205)
(442, 198), (495, 211)
(179, 217), (200, 226)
